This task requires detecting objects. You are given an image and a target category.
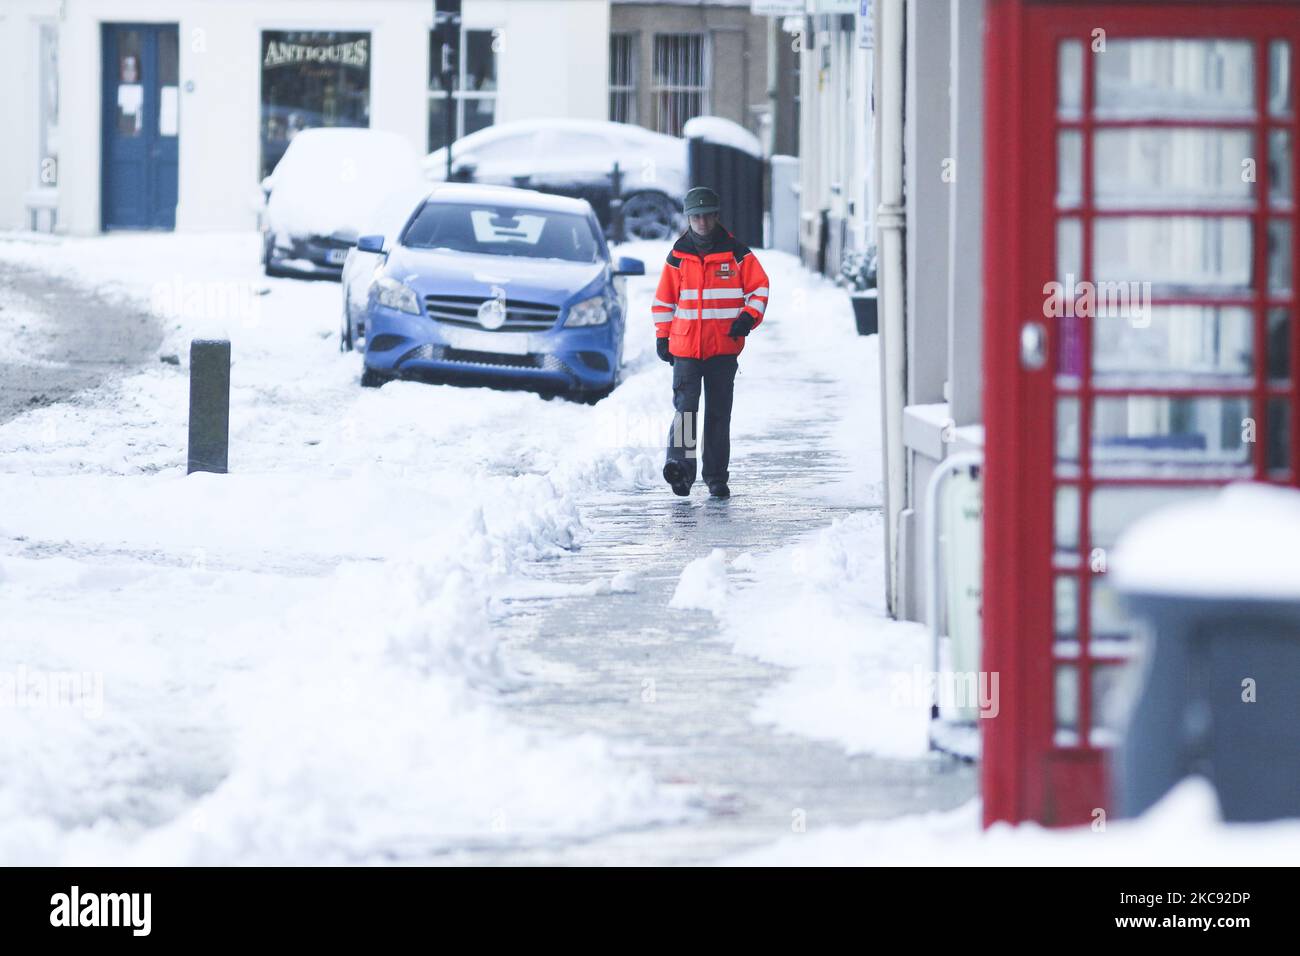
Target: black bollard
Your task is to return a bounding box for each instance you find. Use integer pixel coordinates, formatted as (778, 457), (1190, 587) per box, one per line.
(187, 339), (230, 475)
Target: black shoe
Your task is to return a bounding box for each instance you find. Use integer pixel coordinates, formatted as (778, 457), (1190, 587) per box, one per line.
(663, 461), (691, 497)
(708, 482), (730, 498)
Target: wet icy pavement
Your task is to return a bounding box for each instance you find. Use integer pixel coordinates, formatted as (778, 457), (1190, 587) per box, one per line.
(0, 260), (163, 424)
(456, 384), (977, 865)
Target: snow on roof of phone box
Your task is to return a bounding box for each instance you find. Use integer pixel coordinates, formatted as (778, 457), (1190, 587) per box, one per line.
(612, 0), (754, 5)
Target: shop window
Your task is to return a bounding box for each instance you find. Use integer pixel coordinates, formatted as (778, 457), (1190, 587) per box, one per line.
(260, 31), (371, 178)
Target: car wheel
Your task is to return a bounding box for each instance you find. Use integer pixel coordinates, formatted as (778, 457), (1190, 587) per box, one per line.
(263, 235), (286, 278)
(340, 301), (354, 353)
(575, 387), (613, 405)
(621, 192), (679, 241)
(360, 367), (389, 388)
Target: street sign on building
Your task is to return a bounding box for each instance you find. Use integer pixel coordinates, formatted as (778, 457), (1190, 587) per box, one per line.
(805, 0), (859, 13)
(751, 0), (805, 15)
(857, 0), (874, 49)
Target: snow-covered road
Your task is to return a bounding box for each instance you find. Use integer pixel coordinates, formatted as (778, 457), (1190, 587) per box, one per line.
(1, 228), (970, 864)
(6, 228), (1297, 866)
(0, 257), (163, 424)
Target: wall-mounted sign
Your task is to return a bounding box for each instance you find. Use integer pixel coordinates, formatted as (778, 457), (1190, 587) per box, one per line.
(857, 0), (874, 49)
(262, 38), (369, 69)
(805, 0), (858, 13)
(751, 0), (805, 15)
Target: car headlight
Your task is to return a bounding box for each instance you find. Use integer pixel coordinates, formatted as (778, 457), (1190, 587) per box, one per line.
(372, 276), (421, 315)
(566, 294), (607, 327)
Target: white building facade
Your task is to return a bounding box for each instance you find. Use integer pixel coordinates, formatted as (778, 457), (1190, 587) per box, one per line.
(779, 0), (872, 276)
(0, 0), (611, 235)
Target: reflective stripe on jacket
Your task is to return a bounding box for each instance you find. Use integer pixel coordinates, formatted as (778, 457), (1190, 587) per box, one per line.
(651, 228), (770, 360)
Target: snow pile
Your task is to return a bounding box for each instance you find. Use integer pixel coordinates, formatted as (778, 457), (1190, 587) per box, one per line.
(0, 463), (682, 864)
(725, 777), (1300, 865)
(0, 300), (53, 365)
(1112, 482), (1300, 600)
(683, 116), (764, 159)
(266, 128), (425, 240)
(722, 511), (931, 758)
(669, 548), (730, 616)
(0, 230), (693, 864)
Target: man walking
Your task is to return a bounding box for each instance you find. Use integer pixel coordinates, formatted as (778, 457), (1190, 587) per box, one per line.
(652, 186), (770, 498)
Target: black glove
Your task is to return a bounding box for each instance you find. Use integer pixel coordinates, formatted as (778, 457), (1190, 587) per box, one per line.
(728, 315), (757, 338)
(656, 337), (674, 365)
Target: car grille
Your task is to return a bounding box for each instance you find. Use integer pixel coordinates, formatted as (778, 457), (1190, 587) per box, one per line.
(423, 294), (560, 331)
(396, 343), (574, 375)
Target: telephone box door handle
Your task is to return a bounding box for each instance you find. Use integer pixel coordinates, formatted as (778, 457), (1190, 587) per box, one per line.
(1020, 321), (1048, 371)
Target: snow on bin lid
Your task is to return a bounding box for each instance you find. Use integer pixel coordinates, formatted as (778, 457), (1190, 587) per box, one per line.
(1111, 482), (1300, 600)
(682, 116), (763, 159)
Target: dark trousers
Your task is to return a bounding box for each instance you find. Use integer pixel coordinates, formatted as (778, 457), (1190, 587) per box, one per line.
(665, 354), (739, 487)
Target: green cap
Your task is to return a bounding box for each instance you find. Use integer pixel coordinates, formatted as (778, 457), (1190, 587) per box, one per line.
(683, 186), (721, 216)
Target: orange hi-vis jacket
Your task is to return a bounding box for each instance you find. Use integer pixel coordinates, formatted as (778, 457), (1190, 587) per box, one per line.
(651, 228), (770, 360)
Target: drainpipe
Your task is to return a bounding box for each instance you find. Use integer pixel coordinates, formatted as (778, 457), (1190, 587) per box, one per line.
(875, 0), (906, 615)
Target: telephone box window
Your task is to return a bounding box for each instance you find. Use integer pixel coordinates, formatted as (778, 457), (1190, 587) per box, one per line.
(1054, 576), (1079, 649)
(1094, 129), (1254, 209)
(1057, 40), (1082, 120)
(1094, 39), (1255, 119)
(260, 31), (371, 178)
(1092, 307), (1254, 386)
(1056, 131), (1081, 208)
(1054, 665), (1079, 744)
(1268, 220), (1293, 294)
(1270, 130), (1293, 207)
(1268, 398), (1291, 474)
(1269, 308), (1292, 382)
(1270, 41), (1292, 116)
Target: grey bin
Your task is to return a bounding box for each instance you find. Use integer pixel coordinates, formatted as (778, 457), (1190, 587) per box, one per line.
(1114, 590), (1300, 822)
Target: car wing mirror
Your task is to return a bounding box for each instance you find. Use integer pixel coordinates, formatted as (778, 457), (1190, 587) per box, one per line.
(613, 256), (645, 277)
(357, 234), (386, 254)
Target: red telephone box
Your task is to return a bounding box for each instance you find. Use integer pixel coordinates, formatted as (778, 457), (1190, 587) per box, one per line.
(982, 0), (1300, 826)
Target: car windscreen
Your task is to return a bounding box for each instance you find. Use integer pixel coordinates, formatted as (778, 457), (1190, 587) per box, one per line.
(400, 202), (600, 263)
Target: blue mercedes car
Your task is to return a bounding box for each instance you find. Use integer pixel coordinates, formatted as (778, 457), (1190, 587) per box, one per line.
(357, 183), (644, 401)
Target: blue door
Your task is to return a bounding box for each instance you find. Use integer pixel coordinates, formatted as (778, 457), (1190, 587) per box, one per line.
(102, 24), (179, 230)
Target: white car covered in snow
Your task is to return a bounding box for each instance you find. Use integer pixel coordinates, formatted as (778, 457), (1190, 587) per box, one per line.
(424, 119), (687, 241)
(261, 128), (424, 279)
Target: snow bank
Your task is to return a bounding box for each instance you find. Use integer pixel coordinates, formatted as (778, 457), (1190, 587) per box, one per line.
(266, 128), (424, 240)
(722, 511), (931, 758)
(0, 230), (691, 863)
(683, 116), (763, 159)
(669, 548), (730, 616)
(0, 300), (53, 365)
(725, 777), (1300, 865)
(1112, 482), (1300, 600)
